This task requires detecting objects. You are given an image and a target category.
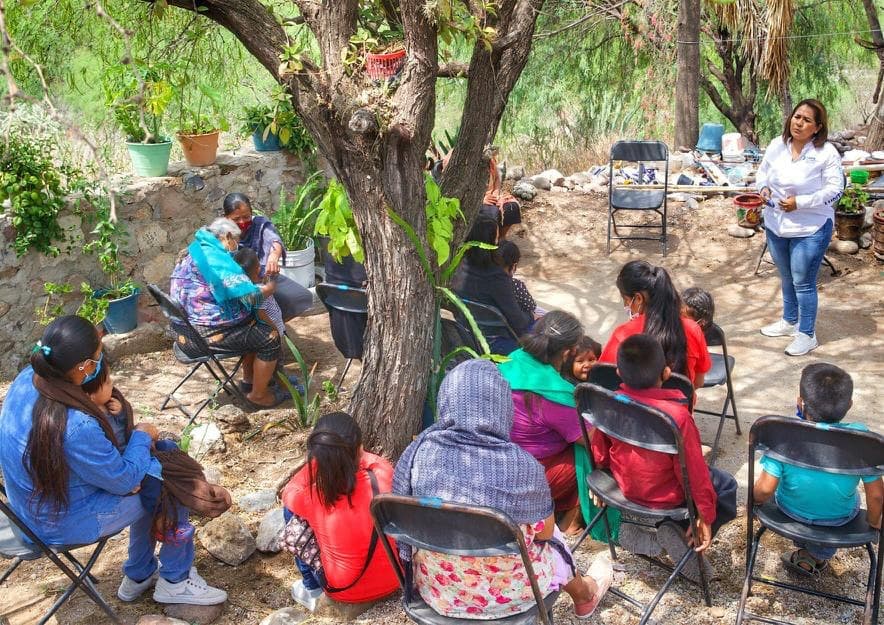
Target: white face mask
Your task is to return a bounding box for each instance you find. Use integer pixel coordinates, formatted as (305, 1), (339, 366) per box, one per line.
(624, 306), (639, 321)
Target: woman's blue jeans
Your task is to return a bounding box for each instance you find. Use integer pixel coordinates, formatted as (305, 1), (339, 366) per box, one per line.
(765, 219), (833, 337)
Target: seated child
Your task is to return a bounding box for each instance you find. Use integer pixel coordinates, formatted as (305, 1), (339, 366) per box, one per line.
(591, 334), (737, 579)
(752, 363), (884, 577)
(235, 247), (284, 338)
(498, 240), (543, 318)
(682, 287), (714, 332)
(564, 335), (602, 384)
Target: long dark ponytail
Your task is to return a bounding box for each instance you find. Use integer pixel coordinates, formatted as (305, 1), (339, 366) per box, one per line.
(26, 315), (101, 513)
(306, 412), (363, 509)
(616, 260), (688, 375)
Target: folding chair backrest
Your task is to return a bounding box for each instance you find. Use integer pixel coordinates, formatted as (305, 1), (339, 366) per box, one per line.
(315, 283), (368, 314)
(147, 283), (211, 353)
(371, 494), (525, 557)
(751, 415), (884, 476)
(703, 322), (726, 348)
(460, 298), (518, 340)
(576, 383), (681, 455)
(610, 140), (669, 164)
(440, 317), (479, 356)
(587, 363), (694, 408)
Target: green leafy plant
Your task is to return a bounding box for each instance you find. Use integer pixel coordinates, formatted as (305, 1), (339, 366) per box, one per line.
(102, 61), (174, 144)
(837, 183), (869, 215)
(314, 179), (365, 263)
(83, 199), (138, 299)
(273, 172), (326, 250)
(240, 86), (314, 154)
(36, 281), (109, 327)
(176, 83), (229, 135)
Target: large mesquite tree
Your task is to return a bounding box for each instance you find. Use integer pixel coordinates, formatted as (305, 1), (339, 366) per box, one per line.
(152, 0), (544, 455)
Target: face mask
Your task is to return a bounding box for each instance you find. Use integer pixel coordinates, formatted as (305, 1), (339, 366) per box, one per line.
(624, 306), (639, 321)
(237, 219), (252, 234)
(80, 353), (104, 385)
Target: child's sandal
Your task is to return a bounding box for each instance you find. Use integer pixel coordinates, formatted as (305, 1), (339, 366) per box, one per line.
(781, 549), (827, 578)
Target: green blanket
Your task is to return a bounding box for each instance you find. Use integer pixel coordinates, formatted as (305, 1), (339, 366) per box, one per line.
(499, 349), (620, 542)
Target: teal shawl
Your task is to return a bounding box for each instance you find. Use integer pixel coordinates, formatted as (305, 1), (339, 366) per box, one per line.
(188, 228), (259, 319)
(498, 348), (620, 542)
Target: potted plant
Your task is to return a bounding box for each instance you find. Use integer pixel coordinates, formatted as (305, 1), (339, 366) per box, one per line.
(241, 87), (316, 155)
(272, 172), (327, 288)
(241, 105), (280, 151)
(835, 183), (869, 242)
(103, 62), (174, 177)
(347, 28), (405, 80)
(175, 83), (228, 167)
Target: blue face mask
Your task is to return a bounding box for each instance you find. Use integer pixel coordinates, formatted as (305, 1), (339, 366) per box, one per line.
(80, 353), (104, 385)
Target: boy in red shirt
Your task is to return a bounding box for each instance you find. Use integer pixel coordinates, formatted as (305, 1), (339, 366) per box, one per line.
(591, 334), (737, 579)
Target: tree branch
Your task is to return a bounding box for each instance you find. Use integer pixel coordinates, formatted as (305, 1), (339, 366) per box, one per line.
(437, 61), (469, 77)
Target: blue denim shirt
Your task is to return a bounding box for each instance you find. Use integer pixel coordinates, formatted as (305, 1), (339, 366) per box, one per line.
(0, 367), (158, 544)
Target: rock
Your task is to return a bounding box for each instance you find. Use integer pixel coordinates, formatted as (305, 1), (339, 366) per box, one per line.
(203, 465), (222, 484)
(536, 169), (565, 186)
(866, 205), (876, 228)
(686, 198), (700, 210)
(183, 174), (206, 191)
(841, 129), (856, 140)
(259, 607), (306, 625)
(549, 185), (567, 193)
(102, 322), (171, 361)
(213, 404), (251, 434)
(528, 175), (551, 191)
(832, 239), (859, 254)
(727, 224), (756, 238)
(709, 606), (726, 618)
(570, 172), (593, 185)
(188, 423), (226, 457)
(256, 508), (286, 553)
(512, 181), (537, 200)
(163, 603), (225, 625)
(238, 489), (277, 514)
(0, 301), (10, 319)
(199, 511), (256, 566)
(860, 232), (872, 249)
(505, 165), (525, 180)
(562, 177), (577, 190)
(668, 192), (691, 202)
(136, 617), (190, 625)
(315, 594), (379, 621)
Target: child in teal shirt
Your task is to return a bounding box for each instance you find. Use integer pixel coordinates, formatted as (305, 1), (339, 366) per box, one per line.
(753, 363), (883, 577)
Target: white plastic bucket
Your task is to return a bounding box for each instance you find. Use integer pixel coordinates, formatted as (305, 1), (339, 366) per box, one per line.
(280, 238), (316, 288)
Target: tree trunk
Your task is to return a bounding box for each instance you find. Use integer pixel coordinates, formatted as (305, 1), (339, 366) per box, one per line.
(868, 98), (884, 151)
(675, 0), (701, 149)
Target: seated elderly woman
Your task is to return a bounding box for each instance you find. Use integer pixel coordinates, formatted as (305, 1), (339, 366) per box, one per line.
(393, 359), (612, 620)
(170, 217), (285, 408)
(223, 192), (314, 321)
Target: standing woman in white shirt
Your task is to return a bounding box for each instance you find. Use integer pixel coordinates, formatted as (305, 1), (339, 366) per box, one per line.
(756, 99), (844, 356)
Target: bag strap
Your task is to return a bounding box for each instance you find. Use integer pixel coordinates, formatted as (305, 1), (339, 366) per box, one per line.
(323, 468), (380, 594)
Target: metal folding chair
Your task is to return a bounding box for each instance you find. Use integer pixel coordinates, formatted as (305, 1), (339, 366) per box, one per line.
(571, 383), (712, 624)
(736, 415), (884, 625)
(587, 362), (694, 409)
(315, 282), (368, 388)
(147, 283), (247, 426)
(459, 298), (520, 355)
(607, 140), (670, 255)
(694, 323), (740, 465)
(371, 494), (560, 625)
(0, 480), (122, 625)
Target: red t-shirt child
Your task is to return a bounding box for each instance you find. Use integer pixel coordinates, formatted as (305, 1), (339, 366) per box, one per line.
(599, 314), (712, 386)
(590, 385), (718, 525)
(282, 451), (399, 603)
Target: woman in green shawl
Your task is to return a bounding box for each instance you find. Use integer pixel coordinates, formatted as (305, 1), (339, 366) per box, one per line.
(498, 311), (619, 541)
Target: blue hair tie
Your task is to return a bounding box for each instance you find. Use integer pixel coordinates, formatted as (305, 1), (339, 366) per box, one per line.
(33, 341), (51, 357)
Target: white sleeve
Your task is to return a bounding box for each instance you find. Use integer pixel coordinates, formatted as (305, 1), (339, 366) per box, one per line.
(795, 145), (844, 211)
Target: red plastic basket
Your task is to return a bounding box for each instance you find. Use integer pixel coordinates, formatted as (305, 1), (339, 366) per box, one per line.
(365, 49), (406, 80)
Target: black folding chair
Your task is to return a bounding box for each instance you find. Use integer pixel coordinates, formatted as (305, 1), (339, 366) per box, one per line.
(370, 494), (560, 625)
(0, 480), (122, 624)
(694, 323), (740, 465)
(459, 298), (520, 355)
(147, 284), (247, 426)
(315, 282), (368, 388)
(607, 140), (670, 255)
(438, 313), (480, 373)
(572, 383), (712, 624)
(587, 362), (695, 409)
(736, 415), (884, 625)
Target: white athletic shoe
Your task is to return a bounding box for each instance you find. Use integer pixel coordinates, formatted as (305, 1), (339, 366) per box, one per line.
(117, 570), (159, 602)
(785, 333), (819, 356)
(291, 578), (324, 611)
(153, 568), (227, 605)
(760, 319), (798, 337)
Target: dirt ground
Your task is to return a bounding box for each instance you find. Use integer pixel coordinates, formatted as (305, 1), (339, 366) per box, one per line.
(1, 189), (882, 625)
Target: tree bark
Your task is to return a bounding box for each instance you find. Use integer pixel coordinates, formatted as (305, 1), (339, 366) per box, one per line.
(860, 0), (884, 149)
(869, 98), (884, 151)
(151, 0), (545, 456)
(700, 24), (758, 143)
(675, 0), (701, 149)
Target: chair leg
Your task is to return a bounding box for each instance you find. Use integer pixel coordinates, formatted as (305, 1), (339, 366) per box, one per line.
(0, 556), (22, 584)
(736, 525), (767, 625)
(62, 550), (98, 584)
(639, 542), (695, 625)
(338, 358), (354, 388)
(754, 240), (768, 276)
(606, 210), (613, 255)
(600, 507), (618, 561)
(862, 542), (877, 625)
(822, 255), (837, 276)
(159, 362), (205, 412)
(40, 540), (120, 625)
(696, 551), (712, 607)
(570, 503), (608, 552)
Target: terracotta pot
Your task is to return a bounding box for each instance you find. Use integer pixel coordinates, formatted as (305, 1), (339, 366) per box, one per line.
(834, 210), (865, 242)
(177, 130), (220, 167)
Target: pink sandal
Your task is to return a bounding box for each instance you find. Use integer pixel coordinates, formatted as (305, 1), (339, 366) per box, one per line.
(574, 557), (614, 619)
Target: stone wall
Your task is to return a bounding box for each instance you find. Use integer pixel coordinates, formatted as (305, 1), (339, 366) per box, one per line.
(0, 149), (309, 380)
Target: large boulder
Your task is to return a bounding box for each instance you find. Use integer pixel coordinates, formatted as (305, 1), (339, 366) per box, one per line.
(198, 511), (257, 566)
(238, 489), (278, 514)
(256, 508), (287, 553)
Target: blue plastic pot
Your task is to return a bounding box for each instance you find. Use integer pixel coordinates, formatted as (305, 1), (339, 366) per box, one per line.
(252, 128), (282, 152)
(96, 287), (141, 334)
(696, 123), (725, 153)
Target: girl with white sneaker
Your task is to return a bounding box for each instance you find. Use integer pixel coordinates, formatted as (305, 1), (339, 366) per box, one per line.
(756, 99), (845, 356)
(0, 316), (227, 608)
